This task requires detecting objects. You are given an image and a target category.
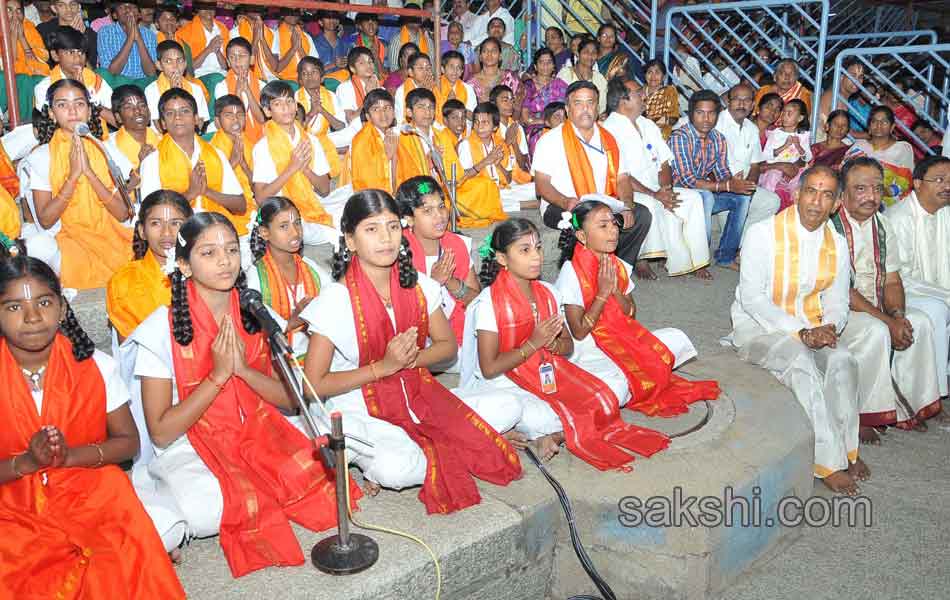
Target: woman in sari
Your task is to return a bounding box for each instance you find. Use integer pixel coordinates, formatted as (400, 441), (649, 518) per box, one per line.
(845, 105), (915, 206)
(520, 48), (567, 153)
(467, 38), (520, 103)
(596, 23), (641, 81)
(555, 38), (607, 113)
(809, 110), (852, 171)
(383, 42), (420, 94)
(641, 59), (680, 140)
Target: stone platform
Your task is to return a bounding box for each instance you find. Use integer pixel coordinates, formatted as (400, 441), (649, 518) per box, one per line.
(69, 212), (815, 599)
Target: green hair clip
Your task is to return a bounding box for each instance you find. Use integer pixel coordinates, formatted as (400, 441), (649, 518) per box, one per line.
(417, 180), (434, 195)
(0, 232), (17, 256)
(571, 213), (580, 230)
(477, 232), (494, 259)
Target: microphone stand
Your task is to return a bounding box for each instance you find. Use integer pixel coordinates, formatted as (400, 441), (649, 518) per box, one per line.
(259, 323), (379, 574)
(77, 126), (136, 220)
(402, 125), (460, 232)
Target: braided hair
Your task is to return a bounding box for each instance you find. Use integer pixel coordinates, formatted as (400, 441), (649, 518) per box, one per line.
(478, 218), (540, 288)
(248, 196), (300, 263)
(169, 213), (260, 346)
(132, 190), (193, 260)
(331, 189), (417, 288)
(394, 175), (444, 217)
(0, 256), (94, 361)
(37, 79), (104, 145)
(557, 199), (613, 267)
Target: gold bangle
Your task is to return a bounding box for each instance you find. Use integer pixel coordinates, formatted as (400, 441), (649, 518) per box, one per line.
(518, 346), (528, 361)
(595, 294), (609, 302)
(524, 339), (538, 354)
(11, 453), (26, 478)
(583, 314), (595, 329)
(369, 361), (380, 382)
(92, 444), (104, 468)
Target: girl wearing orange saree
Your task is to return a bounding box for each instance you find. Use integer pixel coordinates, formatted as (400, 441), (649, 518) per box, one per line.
(553, 201), (719, 417)
(0, 256), (184, 599)
(27, 79), (133, 290)
(459, 219), (670, 467)
(301, 191), (521, 513)
(129, 213), (353, 576)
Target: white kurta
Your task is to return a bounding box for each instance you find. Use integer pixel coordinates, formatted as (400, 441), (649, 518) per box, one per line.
(727, 212), (860, 477)
(143, 79), (211, 126)
(458, 281), (630, 441)
(138, 137), (243, 205)
(714, 109), (781, 233)
(299, 274), (522, 489)
(888, 192), (950, 397)
(603, 112), (709, 275)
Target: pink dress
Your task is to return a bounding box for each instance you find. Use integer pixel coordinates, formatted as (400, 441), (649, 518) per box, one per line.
(759, 129), (812, 211)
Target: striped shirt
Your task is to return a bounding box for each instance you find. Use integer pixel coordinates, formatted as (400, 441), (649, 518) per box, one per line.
(97, 24), (157, 78)
(669, 121), (731, 188)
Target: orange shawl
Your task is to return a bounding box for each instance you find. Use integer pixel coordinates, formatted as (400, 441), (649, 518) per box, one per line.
(571, 243), (720, 416)
(210, 129), (254, 235)
(501, 119), (532, 184)
(106, 250), (171, 339)
(297, 86), (343, 178)
(350, 125), (393, 193)
(236, 16), (275, 80)
(436, 76), (467, 124)
(563, 123), (620, 197)
(0, 336), (185, 599)
(114, 126), (161, 169)
(0, 184), (20, 239)
(0, 142), (19, 198)
(466, 130), (511, 187)
(13, 20), (49, 75)
(399, 26), (428, 54)
(155, 72), (210, 103)
(276, 23), (312, 80)
(263, 120), (333, 225)
(224, 70), (265, 143)
(171, 283), (355, 577)
(50, 129), (132, 289)
(177, 16), (229, 62)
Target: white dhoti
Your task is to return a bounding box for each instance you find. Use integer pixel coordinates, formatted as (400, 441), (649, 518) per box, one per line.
(745, 187), (781, 235)
(303, 221), (341, 250)
(500, 182), (536, 213)
(841, 311), (940, 425)
(737, 330), (859, 477)
(452, 386), (524, 434)
(635, 189), (710, 276)
(906, 294), (950, 398)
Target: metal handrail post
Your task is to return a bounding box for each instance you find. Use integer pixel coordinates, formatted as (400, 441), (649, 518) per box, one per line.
(0, 0), (19, 128)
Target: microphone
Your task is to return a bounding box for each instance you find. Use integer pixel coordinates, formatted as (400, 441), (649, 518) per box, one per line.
(75, 122), (136, 219)
(239, 288), (292, 355)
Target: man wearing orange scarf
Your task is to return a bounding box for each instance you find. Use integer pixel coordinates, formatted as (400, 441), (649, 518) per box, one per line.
(272, 9), (317, 81)
(139, 89), (247, 231)
(727, 166), (866, 495)
(176, 2), (229, 101)
(213, 37), (267, 144)
(533, 81), (653, 270)
(348, 88), (399, 194)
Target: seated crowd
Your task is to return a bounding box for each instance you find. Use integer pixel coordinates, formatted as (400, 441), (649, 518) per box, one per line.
(0, 1), (949, 596)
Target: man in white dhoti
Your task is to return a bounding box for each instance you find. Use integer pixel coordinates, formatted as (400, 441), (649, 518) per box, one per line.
(602, 77), (710, 278)
(714, 83), (781, 237)
(833, 157), (941, 441)
(888, 155), (950, 414)
(728, 166), (867, 495)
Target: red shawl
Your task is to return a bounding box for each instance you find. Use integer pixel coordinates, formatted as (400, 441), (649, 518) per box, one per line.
(403, 228), (470, 344)
(346, 257), (521, 514)
(171, 282), (356, 577)
(490, 269), (670, 470)
(572, 244), (720, 416)
(0, 336), (184, 599)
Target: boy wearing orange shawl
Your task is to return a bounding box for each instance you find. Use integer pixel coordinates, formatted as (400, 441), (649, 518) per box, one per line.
(0, 0), (49, 121)
(348, 88), (400, 194)
(28, 80), (133, 290)
(176, 2), (229, 100)
(104, 85), (160, 189)
(0, 256), (185, 599)
(139, 88), (248, 233)
(144, 40), (212, 129)
(213, 37), (267, 143)
(232, 7), (278, 81)
(455, 102), (514, 226)
(34, 26), (115, 128)
(438, 50), (476, 122)
(394, 52), (439, 125)
(335, 46), (384, 124)
(441, 98), (469, 145)
(492, 85), (533, 184)
(272, 9), (318, 81)
(211, 95), (256, 235)
(396, 88), (461, 188)
(251, 81), (340, 246)
(297, 56), (345, 178)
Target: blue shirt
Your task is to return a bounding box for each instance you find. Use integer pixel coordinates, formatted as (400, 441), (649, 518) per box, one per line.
(669, 122), (732, 188)
(312, 34), (350, 74)
(97, 24), (157, 79)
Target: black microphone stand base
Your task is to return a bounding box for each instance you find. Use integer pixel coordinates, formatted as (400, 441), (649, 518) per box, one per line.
(311, 533), (379, 575)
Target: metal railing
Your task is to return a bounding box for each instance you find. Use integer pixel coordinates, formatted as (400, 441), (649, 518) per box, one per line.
(803, 29), (937, 81)
(663, 0), (830, 138)
(830, 43), (950, 156)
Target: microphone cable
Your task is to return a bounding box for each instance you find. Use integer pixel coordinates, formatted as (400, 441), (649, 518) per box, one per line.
(289, 355), (444, 600)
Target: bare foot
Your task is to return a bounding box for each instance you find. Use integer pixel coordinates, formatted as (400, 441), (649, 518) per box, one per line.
(169, 548), (183, 564)
(691, 267), (714, 280)
(934, 407), (950, 423)
(504, 430), (530, 450)
(822, 470), (859, 495)
(913, 418), (928, 432)
(717, 261), (740, 271)
(635, 260), (657, 280)
(535, 432), (565, 462)
(848, 457), (871, 481)
(361, 479), (381, 496)
(859, 425), (881, 445)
